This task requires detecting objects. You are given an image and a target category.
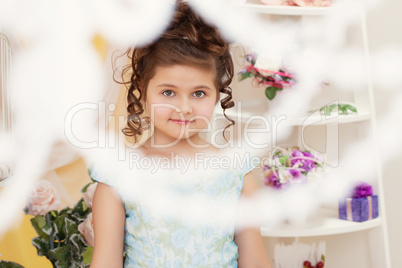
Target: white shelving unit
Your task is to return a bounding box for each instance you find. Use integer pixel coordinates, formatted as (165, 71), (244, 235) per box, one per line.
(219, 98), (372, 126)
(260, 207), (382, 238)
(220, 1), (391, 267)
(234, 3), (335, 16)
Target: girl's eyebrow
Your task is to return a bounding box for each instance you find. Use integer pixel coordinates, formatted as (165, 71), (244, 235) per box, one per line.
(156, 83), (212, 91)
(156, 83), (178, 88)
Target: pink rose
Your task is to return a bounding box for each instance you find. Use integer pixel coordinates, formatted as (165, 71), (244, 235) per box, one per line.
(83, 183), (98, 208)
(26, 180), (61, 216)
(292, 0), (331, 7)
(254, 53), (283, 76)
(78, 213), (94, 247)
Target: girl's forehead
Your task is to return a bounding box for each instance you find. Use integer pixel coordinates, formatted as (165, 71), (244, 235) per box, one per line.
(154, 64), (215, 76)
(149, 64), (217, 88)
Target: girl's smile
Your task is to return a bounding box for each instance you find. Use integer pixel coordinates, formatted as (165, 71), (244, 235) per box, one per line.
(169, 119), (195, 125)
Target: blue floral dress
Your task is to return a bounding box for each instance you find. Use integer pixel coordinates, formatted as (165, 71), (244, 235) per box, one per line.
(89, 155), (259, 268)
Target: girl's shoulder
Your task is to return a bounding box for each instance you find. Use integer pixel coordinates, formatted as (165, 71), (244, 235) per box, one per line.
(88, 161), (118, 187)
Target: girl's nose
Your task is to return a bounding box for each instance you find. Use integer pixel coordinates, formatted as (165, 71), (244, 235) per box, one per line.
(178, 98), (192, 115)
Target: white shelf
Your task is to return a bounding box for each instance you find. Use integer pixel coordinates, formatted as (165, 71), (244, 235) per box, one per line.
(261, 207), (382, 237)
(286, 112), (371, 125)
(234, 3), (335, 16)
(215, 99), (371, 126)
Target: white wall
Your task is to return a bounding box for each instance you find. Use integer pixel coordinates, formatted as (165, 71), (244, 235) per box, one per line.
(366, 0), (402, 267)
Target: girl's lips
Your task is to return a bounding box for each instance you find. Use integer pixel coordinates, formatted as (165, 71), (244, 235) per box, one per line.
(170, 119), (194, 125)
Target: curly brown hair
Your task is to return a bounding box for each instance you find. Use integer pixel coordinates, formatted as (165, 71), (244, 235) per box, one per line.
(120, 0), (235, 143)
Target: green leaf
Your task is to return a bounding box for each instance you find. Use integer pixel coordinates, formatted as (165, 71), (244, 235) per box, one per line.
(59, 207), (70, 215)
(42, 224), (52, 235)
(278, 156), (288, 165)
(32, 237), (50, 257)
(30, 216), (49, 240)
(54, 215), (66, 233)
(81, 182), (93, 193)
(71, 199), (91, 218)
(54, 215), (67, 242)
(64, 217), (78, 236)
(51, 211), (57, 218)
(239, 71), (253, 81)
(339, 106), (348, 115)
(49, 245), (70, 267)
(35, 215), (46, 228)
(82, 246), (94, 265)
(265, 87), (277, 100)
(0, 261), (25, 268)
(72, 198), (85, 215)
(69, 233), (83, 251)
(328, 104), (337, 115)
(324, 106), (330, 115)
(82, 201), (88, 212)
(345, 104), (357, 113)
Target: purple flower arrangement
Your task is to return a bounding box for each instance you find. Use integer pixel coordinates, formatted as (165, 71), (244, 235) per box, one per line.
(263, 146), (325, 190)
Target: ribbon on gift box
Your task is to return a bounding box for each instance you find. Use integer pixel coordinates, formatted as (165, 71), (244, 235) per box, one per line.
(346, 196), (374, 221)
(368, 196), (373, 220)
(353, 182), (373, 198)
(346, 198), (352, 221)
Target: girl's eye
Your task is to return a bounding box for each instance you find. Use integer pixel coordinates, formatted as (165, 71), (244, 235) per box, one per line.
(193, 91), (205, 98)
(162, 90), (175, 97)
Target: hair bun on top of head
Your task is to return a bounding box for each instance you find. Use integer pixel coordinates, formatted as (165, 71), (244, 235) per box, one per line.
(162, 0), (228, 56)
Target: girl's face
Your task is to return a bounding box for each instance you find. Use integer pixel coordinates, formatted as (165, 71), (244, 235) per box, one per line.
(145, 64), (218, 145)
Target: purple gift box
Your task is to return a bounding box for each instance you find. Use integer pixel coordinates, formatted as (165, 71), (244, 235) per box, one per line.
(339, 195), (379, 222)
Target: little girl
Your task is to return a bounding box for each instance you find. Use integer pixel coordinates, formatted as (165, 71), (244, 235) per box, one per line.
(90, 1), (270, 267)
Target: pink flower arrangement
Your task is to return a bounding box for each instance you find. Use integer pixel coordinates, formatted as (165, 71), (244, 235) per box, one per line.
(83, 182), (97, 209)
(259, 0), (295, 5)
(239, 51), (296, 100)
(259, 0), (332, 7)
(24, 180), (97, 267)
(78, 213), (94, 247)
(26, 180), (61, 216)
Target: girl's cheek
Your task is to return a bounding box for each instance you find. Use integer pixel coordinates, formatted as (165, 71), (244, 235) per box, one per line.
(150, 96), (177, 106)
(149, 107), (172, 118)
(201, 102), (216, 117)
(146, 96), (176, 112)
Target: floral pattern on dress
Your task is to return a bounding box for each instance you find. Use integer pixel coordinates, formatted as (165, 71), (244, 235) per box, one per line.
(91, 157), (259, 267)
